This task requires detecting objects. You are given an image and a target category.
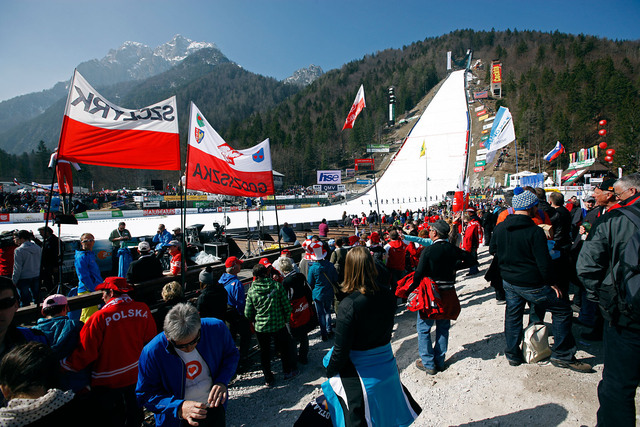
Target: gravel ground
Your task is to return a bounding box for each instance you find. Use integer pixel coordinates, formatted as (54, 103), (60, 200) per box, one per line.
(224, 246), (636, 426)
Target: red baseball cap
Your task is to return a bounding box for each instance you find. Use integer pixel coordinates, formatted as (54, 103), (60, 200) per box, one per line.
(96, 277), (134, 293)
(225, 256), (243, 269)
(259, 258), (272, 268)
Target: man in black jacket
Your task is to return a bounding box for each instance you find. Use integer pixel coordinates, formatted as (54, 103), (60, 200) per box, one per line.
(548, 191), (573, 299)
(577, 173), (640, 425)
(126, 241), (163, 284)
(490, 191), (591, 372)
(411, 220), (476, 375)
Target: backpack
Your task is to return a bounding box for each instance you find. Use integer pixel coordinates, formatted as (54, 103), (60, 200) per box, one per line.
(613, 204), (640, 321)
(290, 295), (313, 329)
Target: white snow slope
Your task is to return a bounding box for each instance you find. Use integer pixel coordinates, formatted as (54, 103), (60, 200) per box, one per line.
(0, 70), (469, 239)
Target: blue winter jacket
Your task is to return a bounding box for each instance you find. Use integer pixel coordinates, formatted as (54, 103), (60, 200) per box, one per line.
(152, 230), (173, 250)
(33, 316), (83, 359)
(219, 273), (246, 314)
(74, 249), (102, 294)
(308, 259), (339, 304)
(136, 318), (240, 427)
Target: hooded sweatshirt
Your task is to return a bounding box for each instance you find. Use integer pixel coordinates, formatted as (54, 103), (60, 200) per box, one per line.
(245, 278), (291, 333)
(12, 240), (41, 283)
(218, 272), (246, 314)
(489, 213), (552, 287)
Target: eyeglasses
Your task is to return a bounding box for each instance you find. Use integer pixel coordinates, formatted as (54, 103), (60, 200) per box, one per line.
(615, 189), (630, 199)
(172, 330), (201, 349)
(81, 239), (95, 243)
(0, 296), (17, 310)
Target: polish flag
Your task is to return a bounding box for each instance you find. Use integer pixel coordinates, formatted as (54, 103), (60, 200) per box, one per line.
(57, 70), (180, 170)
(342, 85), (366, 130)
(186, 102), (274, 197)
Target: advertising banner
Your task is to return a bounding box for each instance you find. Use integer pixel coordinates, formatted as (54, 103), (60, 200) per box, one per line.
(316, 170), (341, 184)
(475, 105), (485, 112)
(479, 114), (489, 121)
(143, 209), (175, 216)
(143, 202), (160, 208)
(491, 63), (502, 83)
(474, 166), (485, 172)
(474, 90), (488, 99)
(476, 109), (487, 117)
(475, 160), (486, 167)
(366, 145), (390, 153)
(354, 159), (374, 171)
(345, 168), (355, 178)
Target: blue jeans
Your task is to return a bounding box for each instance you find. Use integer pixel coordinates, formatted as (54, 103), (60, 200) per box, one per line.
(416, 313), (450, 370)
(16, 277), (40, 307)
(503, 280), (576, 363)
(597, 323), (640, 426)
(314, 299), (332, 337)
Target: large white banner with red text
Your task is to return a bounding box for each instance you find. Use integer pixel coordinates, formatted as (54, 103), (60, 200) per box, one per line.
(57, 70), (180, 170)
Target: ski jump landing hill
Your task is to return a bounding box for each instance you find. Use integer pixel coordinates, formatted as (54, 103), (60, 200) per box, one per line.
(0, 70), (469, 239)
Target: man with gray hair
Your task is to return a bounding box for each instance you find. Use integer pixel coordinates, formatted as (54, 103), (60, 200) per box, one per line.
(137, 303), (239, 427)
(577, 173), (640, 425)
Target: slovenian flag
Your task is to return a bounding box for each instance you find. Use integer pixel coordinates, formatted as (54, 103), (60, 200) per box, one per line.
(342, 85), (366, 130)
(186, 102), (274, 197)
(57, 70), (180, 170)
(544, 141), (565, 162)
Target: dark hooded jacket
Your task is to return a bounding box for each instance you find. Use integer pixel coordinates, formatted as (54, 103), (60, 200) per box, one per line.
(489, 213), (552, 287)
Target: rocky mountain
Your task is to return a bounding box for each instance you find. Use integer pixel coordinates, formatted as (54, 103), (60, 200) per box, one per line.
(0, 35), (219, 139)
(284, 64), (324, 87)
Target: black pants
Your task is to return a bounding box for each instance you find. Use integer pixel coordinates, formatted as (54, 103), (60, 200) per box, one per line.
(597, 323), (640, 426)
(225, 309), (252, 359)
(256, 327), (296, 380)
(91, 385), (141, 427)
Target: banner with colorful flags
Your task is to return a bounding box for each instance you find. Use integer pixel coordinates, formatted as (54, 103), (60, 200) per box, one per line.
(543, 141), (565, 162)
(186, 103), (274, 197)
(57, 70), (180, 170)
(342, 85), (366, 130)
(485, 106), (516, 163)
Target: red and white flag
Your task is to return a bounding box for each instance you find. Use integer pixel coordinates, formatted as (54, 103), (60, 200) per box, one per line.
(57, 70), (180, 170)
(342, 84), (366, 130)
(186, 102), (274, 197)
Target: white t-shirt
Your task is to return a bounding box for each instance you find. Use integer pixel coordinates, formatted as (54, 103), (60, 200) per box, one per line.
(175, 347), (213, 404)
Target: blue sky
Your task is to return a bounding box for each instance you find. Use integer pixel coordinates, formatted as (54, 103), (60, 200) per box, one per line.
(1, 0), (639, 102)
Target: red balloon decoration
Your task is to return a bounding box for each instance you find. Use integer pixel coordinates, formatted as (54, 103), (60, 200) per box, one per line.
(606, 149), (616, 156)
(599, 119), (607, 126)
(599, 129), (607, 136)
(599, 142), (608, 149)
(605, 156), (613, 163)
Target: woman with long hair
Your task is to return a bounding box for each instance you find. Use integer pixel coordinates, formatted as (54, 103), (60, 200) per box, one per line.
(322, 247), (421, 426)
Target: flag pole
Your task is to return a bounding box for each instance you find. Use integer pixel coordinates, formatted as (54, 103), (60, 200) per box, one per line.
(425, 143), (428, 212)
(180, 102), (194, 290)
(274, 200), (282, 251)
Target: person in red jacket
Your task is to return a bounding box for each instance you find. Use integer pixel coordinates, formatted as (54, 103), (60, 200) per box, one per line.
(462, 211), (481, 276)
(384, 229), (407, 291)
(61, 277), (156, 427)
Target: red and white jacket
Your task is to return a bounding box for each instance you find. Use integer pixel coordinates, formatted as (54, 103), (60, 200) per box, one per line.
(462, 219), (482, 252)
(61, 295), (156, 388)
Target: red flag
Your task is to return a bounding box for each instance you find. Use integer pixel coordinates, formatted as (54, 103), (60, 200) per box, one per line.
(57, 70), (180, 170)
(342, 85), (366, 130)
(186, 103), (274, 197)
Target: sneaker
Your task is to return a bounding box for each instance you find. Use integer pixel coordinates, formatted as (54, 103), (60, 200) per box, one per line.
(496, 299), (506, 305)
(550, 357), (593, 373)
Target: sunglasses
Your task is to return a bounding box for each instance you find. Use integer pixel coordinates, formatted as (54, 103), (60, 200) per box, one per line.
(81, 239), (95, 243)
(0, 296), (17, 310)
(172, 330), (201, 349)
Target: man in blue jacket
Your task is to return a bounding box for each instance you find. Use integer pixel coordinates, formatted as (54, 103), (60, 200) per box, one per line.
(136, 303), (239, 427)
(218, 256), (251, 366)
